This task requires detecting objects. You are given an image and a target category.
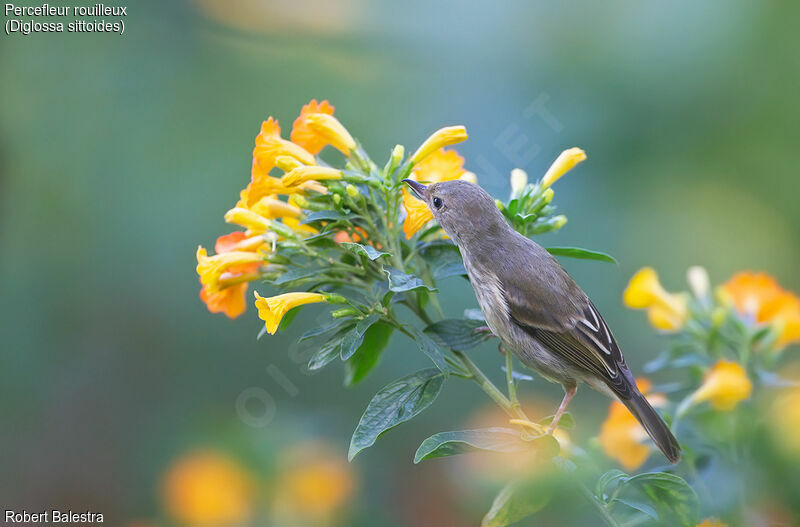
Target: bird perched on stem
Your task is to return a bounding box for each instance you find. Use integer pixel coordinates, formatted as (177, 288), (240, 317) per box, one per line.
(403, 178), (680, 464)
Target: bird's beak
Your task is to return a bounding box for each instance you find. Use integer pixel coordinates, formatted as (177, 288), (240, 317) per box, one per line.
(402, 179), (428, 199)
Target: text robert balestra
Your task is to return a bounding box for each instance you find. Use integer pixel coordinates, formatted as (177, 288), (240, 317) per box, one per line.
(5, 510), (104, 523)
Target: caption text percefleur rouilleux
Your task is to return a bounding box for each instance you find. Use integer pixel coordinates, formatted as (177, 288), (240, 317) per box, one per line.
(4, 3), (127, 36)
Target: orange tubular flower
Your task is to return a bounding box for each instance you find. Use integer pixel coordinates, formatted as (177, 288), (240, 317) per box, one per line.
(412, 148), (466, 183)
(721, 272), (800, 349)
(198, 232), (262, 318)
(402, 188), (434, 239)
(598, 379), (666, 470)
(303, 113), (357, 155)
(253, 117), (316, 173)
(291, 99), (336, 154)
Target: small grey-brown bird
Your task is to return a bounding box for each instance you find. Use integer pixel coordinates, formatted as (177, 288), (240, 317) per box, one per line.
(403, 178), (680, 464)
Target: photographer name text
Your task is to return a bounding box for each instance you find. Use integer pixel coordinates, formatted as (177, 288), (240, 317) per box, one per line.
(4, 509), (104, 523)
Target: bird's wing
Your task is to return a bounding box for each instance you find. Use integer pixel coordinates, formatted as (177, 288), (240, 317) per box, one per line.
(495, 249), (634, 398)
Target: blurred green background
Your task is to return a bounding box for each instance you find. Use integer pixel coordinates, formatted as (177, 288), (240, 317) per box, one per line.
(1, 1), (799, 525)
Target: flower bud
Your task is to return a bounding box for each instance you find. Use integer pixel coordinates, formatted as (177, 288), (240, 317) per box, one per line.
(687, 265), (710, 301)
(391, 144), (405, 166)
(541, 147), (586, 188)
(275, 155), (304, 173)
(333, 194), (342, 205)
(346, 184), (360, 198)
(510, 168), (528, 196)
(323, 293), (348, 304)
(331, 307), (358, 318)
(552, 215), (568, 229)
(291, 195), (310, 209)
(542, 187), (554, 204)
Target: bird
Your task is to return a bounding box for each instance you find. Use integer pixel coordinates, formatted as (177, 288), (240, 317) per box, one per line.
(403, 178), (680, 464)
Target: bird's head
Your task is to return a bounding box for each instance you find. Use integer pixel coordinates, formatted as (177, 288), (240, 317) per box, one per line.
(402, 178), (508, 246)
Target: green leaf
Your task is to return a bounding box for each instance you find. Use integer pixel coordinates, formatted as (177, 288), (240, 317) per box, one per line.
(299, 321), (347, 342)
(383, 266), (437, 292)
(482, 480), (551, 527)
(596, 469), (629, 500)
(348, 369), (445, 460)
(301, 210), (355, 224)
(341, 242), (390, 261)
(340, 314), (381, 360)
(344, 322), (394, 386)
(406, 325), (449, 372)
(424, 319), (492, 352)
(546, 246), (617, 263)
(538, 412), (574, 430)
(414, 428), (527, 463)
(612, 472), (699, 526)
(307, 334), (348, 370)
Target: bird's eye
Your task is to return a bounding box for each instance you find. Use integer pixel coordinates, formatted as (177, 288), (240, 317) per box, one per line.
(432, 197), (443, 209)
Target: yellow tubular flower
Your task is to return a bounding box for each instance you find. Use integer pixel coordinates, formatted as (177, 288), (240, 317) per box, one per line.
(304, 113), (357, 155)
(162, 450), (254, 527)
(275, 155), (305, 173)
(402, 188), (434, 239)
(224, 207), (271, 233)
(250, 196), (302, 220)
(253, 117), (316, 170)
(196, 246), (262, 292)
(410, 126), (468, 165)
(254, 291), (327, 334)
(624, 267), (689, 332)
(412, 148), (466, 183)
(691, 360), (752, 411)
(282, 166), (343, 187)
(541, 147), (586, 188)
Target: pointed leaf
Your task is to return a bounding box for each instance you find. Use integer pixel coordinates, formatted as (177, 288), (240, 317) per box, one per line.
(345, 322), (394, 386)
(546, 246), (617, 263)
(482, 480), (551, 527)
(424, 319), (492, 351)
(340, 314), (381, 360)
(348, 369), (444, 460)
(406, 325), (449, 372)
(383, 266), (437, 292)
(341, 242), (390, 261)
(414, 428), (527, 463)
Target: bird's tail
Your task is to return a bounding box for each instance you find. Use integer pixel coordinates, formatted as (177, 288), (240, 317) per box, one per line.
(621, 390), (681, 464)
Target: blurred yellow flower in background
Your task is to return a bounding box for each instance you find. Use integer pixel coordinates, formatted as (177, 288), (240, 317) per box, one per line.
(696, 519), (728, 527)
(254, 291), (327, 334)
(598, 379), (666, 470)
(769, 384), (800, 456)
(691, 360), (752, 411)
(272, 441), (356, 525)
(624, 267), (689, 331)
(162, 450), (254, 527)
(540, 147), (586, 188)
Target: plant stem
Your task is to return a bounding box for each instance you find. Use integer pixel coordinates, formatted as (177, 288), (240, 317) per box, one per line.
(505, 347), (520, 410)
(578, 483), (622, 527)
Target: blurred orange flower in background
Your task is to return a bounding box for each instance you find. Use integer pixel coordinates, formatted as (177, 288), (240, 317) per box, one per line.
(272, 441), (356, 525)
(696, 519), (728, 527)
(769, 384), (800, 456)
(721, 271), (800, 349)
(598, 379), (667, 470)
(162, 450), (255, 527)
